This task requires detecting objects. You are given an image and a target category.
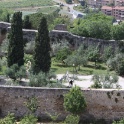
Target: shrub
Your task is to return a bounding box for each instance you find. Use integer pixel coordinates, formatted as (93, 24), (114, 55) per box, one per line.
(113, 119), (124, 124)
(64, 114), (80, 124)
(64, 86), (87, 115)
(5, 64), (27, 81)
(20, 114), (37, 124)
(0, 113), (16, 124)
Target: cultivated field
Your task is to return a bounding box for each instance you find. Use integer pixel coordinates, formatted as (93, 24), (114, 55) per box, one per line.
(0, 0), (55, 9)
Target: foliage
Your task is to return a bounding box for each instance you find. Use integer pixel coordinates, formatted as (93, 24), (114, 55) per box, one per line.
(64, 86), (87, 115)
(29, 70), (56, 87)
(107, 53), (124, 75)
(5, 64), (27, 81)
(25, 97), (38, 114)
(65, 0), (72, 4)
(64, 114), (80, 124)
(19, 114), (37, 124)
(23, 15), (32, 29)
(0, 9), (13, 21)
(91, 72), (119, 89)
(24, 41), (35, 54)
(65, 44), (88, 70)
(111, 23), (124, 40)
(0, 113), (16, 124)
(71, 13), (113, 40)
(51, 40), (69, 56)
(29, 10), (59, 29)
(7, 12), (24, 67)
(56, 48), (71, 62)
(113, 119), (124, 124)
(33, 16), (51, 74)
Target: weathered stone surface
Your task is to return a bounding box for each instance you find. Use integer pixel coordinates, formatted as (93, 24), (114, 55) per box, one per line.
(0, 86), (123, 122)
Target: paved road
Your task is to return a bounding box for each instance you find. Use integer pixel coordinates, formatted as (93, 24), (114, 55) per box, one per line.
(53, 0), (81, 14)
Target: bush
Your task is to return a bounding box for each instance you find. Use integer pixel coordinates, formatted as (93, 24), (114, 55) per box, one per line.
(5, 64), (27, 81)
(64, 114), (80, 124)
(20, 115), (37, 124)
(113, 119), (124, 124)
(56, 48), (71, 62)
(64, 86), (87, 115)
(0, 113), (16, 124)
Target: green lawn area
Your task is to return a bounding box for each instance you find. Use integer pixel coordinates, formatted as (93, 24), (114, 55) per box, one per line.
(37, 6), (59, 14)
(0, 0), (55, 9)
(51, 60), (108, 75)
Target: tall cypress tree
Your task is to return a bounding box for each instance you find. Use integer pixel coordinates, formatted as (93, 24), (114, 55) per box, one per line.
(7, 12), (24, 67)
(33, 17), (51, 74)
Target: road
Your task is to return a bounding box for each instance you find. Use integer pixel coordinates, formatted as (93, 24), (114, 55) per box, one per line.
(53, 0), (81, 14)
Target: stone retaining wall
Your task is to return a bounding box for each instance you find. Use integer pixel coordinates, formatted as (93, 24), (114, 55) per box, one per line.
(0, 86), (124, 123)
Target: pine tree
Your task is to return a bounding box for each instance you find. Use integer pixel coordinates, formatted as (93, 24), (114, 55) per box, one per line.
(7, 12), (24, 67)
(33, 17), (51, 74)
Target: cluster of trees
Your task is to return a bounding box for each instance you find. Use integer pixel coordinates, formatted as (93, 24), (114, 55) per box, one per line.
(71, 13), (124, 40)
(0, 9), (13, 22)
(7, 12), (51, 84)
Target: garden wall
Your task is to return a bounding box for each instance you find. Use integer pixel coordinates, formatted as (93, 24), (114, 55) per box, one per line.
(0, 21), (117, 51)
(0, 86), (124, 123)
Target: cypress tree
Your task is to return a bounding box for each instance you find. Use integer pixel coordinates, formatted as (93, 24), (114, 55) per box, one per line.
(23, 15), (31, 29)
(7, 12), (24, 67)
(33, 17), (51, 74)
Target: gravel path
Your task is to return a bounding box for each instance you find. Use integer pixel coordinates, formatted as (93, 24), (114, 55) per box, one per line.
(57, 74), (124, 89)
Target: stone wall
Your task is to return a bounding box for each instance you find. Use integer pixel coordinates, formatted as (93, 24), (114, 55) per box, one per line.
(0, 86), (124, 123)
(0, 22), (118, 51)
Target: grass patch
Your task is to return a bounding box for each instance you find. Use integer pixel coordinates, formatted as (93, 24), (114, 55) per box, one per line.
(0, 0), (55, 9)
(37, 6), (59, 14)
(51, 61), (108, 75)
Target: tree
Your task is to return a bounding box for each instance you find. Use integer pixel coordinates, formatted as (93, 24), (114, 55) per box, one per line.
(33, 16), (51, 74)
(91, 72), (119, 89)
(23, 15), (31, 29)
(64, 86), (87, 115)
(7, 12), (24, 67)
(107, 53), (124, 75)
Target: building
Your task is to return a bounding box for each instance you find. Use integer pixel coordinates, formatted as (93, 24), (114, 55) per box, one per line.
(101, 6), (124, 20)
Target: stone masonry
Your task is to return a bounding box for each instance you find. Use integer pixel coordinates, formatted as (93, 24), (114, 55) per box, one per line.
(0, 86), (124, 123)
(0, 21), (118, 52)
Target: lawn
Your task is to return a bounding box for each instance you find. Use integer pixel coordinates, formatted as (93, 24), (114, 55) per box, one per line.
(51, 60), (108, 75)
(0, 0), (55, 9)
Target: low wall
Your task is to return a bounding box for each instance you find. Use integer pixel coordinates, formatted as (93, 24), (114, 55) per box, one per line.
(0, 86), (124, 123)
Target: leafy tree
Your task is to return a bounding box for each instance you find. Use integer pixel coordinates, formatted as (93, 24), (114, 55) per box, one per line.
(107, 53), (124, 75)
(7, 12), (24, 67)
(56, 48), (71, 62)
(91, 72), (119, 89)
(33, 17), (51, 74)
(64, 86), (87, 115)
(23, 15), (32, 29)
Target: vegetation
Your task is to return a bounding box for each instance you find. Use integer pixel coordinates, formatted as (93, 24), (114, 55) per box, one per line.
(91, 72), (119, 89)
(113, 119), (124, 124)
(7, 12), (24, 67)
(33, 16), (51, 74)
(0, 0), (54, 9)
(0, 9), (13, 22)
(0, 113), (16, 124)
(64, 114), (80, 124)
(64, 86), (87, 115)
(71, 13), (124, 40)
(65, 0), (72, 4)
(23, 15), (32, 29)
